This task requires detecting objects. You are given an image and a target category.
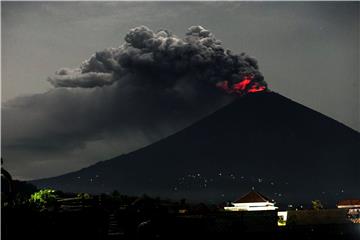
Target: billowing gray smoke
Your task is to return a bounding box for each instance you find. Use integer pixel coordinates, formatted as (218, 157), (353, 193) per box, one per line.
(2, 26), (267, 179)
(48, 26), (266, 92)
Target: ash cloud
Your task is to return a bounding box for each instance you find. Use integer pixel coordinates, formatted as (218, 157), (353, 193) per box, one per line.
(48, 25), (266, 91)
(2, 26), (266, 179)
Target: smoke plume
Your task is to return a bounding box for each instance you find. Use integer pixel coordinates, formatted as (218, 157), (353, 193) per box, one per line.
(48, 25), (266, 94)
(2, 26), (267, 178)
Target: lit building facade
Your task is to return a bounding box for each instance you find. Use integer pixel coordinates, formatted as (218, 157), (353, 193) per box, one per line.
(224, 191), (278, 211)
(337, 200), (360, 209)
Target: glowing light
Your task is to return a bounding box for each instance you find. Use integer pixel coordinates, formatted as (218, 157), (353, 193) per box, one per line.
(233, 78), (251, 91)
(216, 74), (266, 95)
(248, 82), (266, 93)
(278, 211), (288, 226)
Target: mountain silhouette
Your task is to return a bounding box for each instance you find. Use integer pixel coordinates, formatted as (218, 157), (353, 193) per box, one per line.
(32, 92), (360, 205)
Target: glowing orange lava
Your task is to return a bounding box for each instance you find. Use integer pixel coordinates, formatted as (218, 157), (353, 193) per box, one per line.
(216, 74), (266, 95)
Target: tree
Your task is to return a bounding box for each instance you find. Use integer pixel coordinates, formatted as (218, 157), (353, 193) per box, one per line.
(29, 189), (58, 209)
(311, 199), (324, 210)
(77, 192), (91, 200)
(111, 190), (121, 199)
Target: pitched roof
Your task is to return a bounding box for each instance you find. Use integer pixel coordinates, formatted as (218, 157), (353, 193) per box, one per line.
(337, 199), (360, 206)
(233, 191), (272, 203)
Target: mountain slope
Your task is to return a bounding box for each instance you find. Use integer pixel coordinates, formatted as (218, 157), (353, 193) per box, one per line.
(32, 92), (360, 204)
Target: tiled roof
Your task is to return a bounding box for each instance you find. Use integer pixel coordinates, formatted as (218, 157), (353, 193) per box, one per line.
(233, 191), (271, 203)
(337, 199), (360, 206)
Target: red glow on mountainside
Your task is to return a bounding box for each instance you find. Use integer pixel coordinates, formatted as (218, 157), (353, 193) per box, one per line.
(233, 78), (251, 91)
(248, 82), (266, 93)
(216, 74), (266, 95)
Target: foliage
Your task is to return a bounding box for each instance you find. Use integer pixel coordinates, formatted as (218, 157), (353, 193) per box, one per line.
(29, 189), (58, 209)
(13, 180), (38, 196)
(77, 192), (92, 200)
(111, 190), (120, 199)
(311, 199), (324, 210)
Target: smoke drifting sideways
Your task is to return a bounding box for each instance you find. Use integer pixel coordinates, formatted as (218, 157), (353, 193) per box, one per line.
(2, 26), (268, 178)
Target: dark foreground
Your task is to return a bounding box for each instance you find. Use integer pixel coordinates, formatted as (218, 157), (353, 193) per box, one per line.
(2, 197), (359, 240)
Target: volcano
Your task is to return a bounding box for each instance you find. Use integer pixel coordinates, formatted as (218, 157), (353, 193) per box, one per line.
(32, 92), (360, 205)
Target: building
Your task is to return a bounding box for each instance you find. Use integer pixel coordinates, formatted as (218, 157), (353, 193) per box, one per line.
(224, 190), (278, 211)
(337, 199), (360, 209)
(337, 200), (360, 224)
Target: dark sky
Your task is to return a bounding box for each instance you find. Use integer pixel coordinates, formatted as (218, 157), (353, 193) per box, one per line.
(2, 2), (359, 180)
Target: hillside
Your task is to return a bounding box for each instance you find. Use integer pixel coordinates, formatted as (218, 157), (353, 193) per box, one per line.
(32, 92), (360, 204)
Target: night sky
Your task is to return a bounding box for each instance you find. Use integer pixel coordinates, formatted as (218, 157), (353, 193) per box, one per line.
(2, 2), (359, 180)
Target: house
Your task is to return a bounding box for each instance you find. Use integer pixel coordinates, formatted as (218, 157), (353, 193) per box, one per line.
(224, 190), (278, 211)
